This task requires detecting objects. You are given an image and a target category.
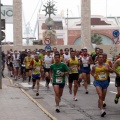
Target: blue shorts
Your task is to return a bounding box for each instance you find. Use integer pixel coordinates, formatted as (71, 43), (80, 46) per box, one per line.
(94, 80), (109, 89)
(53, 83), (65, 88)
(81, 68), (90, 74)
(32, 74), (40, 82)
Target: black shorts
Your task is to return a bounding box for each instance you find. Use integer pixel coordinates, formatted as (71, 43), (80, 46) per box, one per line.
(44, 68), (50, 73)
(115, 76), (120, 87)
(108, 76), (110, 83)
(21, 66), (25, 74)
(53, 83), (65, 88)
(25, 68), (32, 72)
(10, 62), (13, 68)
(68, 73), (79, 83)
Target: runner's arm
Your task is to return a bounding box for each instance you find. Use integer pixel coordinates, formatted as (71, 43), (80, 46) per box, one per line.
(91, 65), (96, 79)
(89, 56), (93, 64)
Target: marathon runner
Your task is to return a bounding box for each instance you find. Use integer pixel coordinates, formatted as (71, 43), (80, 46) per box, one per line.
(44, 50), (53, 88)
(67, 50), (80, 101)
(30, 53), (43, 96)
(23, 51), (33, 83)
(50, 53), (69, 113)
(80, 48), (92, 94)
(91, 54), (109, 117)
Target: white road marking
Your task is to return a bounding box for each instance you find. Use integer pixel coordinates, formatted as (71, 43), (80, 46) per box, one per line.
(110, 81), (115, 84)
(40, 81), (52, 87)
(20, 83), (32, 87)
(109, 91), (117, 94)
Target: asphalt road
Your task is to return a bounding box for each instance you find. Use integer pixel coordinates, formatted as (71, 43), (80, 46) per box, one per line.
(13, 73), (120, 120)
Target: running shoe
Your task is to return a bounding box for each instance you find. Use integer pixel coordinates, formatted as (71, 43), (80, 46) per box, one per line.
(114, 94), (119, 104)
(103, 103), (106, 108)
(36, 92), (39, 96)
(85, 90), (89, 94)
(56, 106), (60, 113)
(73, 97), (78, 101)
(101, 110), (106, 117)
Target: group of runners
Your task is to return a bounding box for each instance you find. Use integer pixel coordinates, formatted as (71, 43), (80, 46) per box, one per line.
(2, 47), (120, 117)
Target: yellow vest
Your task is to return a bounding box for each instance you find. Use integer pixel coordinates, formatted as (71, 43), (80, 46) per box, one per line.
(25, 57), (33, 69)
(69, 58), (79, 73)
(33, 60), (42, 74)
(95, 64), (108, 81)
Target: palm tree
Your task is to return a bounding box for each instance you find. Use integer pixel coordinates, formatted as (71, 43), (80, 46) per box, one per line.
(91, 33), (103, 45)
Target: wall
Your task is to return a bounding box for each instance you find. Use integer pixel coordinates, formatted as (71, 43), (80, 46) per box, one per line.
(68, 29), (117, 45)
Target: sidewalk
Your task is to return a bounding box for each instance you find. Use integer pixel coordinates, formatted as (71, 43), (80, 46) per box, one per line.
(0, 77), (51, 120)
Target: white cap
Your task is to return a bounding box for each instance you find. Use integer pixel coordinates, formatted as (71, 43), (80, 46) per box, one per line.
(22, 49), (25, 51)
(83, 47), (87, 50)
(36, 52), (40, 54)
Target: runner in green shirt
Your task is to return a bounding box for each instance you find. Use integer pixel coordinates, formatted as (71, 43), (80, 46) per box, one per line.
(50, 53), (69, 113)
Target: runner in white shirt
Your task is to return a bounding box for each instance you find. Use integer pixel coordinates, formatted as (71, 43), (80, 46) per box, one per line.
(44, 50), (53, 88)
(63, 48), (70, 85)
(63, 48), (70, 64)
(13, 52), (20, 80)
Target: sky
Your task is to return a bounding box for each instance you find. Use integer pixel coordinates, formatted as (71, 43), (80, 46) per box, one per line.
(1, 0), (120, 42)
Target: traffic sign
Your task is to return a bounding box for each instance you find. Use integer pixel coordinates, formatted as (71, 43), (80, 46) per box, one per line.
(44, 38), (51, 45)
(45, 45), (51, 51)
(112, 30), (119, 38)
(1, 31), (5, 41)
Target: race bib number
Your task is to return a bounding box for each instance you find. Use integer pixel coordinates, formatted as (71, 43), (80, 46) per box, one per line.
(36, 67), (40, 71)
(83, 63), (88, 67)
(45, 63), (51, 68)
(22, 64), (25, 67)
(56, 77), (62, 83)
(98, 72), (106, 80)
(71, 66), (78, 73)
(14, 62), (17, 65)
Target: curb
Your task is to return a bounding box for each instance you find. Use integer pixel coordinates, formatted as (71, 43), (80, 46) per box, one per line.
(5, 75), (57, 120)
(21, 88), (57, 120)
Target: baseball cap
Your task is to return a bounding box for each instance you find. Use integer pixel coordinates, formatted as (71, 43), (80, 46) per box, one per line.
(83, 47), (87, 50)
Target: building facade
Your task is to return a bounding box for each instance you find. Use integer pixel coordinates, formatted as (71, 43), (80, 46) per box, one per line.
(38, 14), (120, 46)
